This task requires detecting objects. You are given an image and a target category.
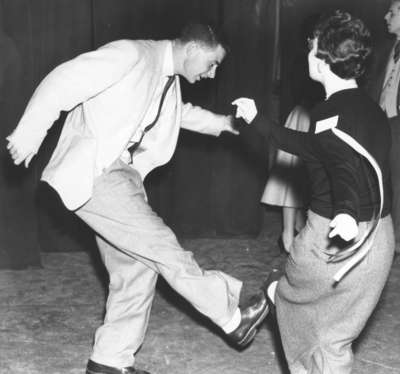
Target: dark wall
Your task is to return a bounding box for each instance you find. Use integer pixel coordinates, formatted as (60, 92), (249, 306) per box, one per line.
(1, 1), (94, 267)
(2, 0), (387, 268)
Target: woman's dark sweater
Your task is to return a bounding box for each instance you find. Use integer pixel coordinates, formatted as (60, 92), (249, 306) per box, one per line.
(239, 88), (391, 222)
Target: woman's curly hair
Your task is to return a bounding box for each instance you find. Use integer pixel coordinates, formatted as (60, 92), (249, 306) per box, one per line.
(313, 10), (372, 79)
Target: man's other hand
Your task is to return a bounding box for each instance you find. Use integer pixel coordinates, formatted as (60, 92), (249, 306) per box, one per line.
(6, 131), (44, 168)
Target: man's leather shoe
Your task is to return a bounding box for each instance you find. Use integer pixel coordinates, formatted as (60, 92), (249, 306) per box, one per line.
(227, 291), (269, 347)
(86, 359), (150, 374)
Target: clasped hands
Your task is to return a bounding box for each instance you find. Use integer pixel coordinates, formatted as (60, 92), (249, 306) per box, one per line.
(232, 96), (359, 242)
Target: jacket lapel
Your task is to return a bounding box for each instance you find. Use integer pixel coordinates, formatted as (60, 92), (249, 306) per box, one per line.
(126, 40), (168, 142)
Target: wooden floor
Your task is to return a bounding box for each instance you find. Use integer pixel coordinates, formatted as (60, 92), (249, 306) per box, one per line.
(1, 211), (400, 374)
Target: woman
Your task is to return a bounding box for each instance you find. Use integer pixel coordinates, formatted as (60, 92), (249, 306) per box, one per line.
(261, 16), (324, 254)
(234, 10), (394, 373)
(261, 105), (309, 253)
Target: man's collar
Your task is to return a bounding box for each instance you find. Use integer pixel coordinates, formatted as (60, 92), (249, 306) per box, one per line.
(162, 41), (174, 77)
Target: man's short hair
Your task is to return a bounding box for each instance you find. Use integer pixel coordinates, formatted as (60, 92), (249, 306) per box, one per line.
(313, 10), (372, 80)
(178, 23), (229, 52)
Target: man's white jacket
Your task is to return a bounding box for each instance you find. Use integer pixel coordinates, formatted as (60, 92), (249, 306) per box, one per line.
(12, 40), (228, 210)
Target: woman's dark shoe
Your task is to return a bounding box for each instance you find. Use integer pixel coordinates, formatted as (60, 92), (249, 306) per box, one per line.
(86, 360), (150, 374)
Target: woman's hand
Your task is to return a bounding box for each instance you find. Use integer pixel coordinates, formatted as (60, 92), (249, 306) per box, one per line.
(231, 98), (258, 124)
(329, 213), (359, 241)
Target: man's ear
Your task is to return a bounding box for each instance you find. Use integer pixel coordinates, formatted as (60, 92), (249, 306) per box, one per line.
(185, 41), (199, 57)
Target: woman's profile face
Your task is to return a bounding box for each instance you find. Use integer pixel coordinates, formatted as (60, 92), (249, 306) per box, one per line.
(308, 38), (323, 83)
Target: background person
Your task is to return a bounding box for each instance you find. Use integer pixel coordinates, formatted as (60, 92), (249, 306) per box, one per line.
(261, 105), (309, 253)
(366, 0), (400, 258)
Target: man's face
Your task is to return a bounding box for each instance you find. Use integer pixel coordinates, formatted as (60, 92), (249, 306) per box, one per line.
(385, 1), (400, 36)
(182, 43), (226, 84)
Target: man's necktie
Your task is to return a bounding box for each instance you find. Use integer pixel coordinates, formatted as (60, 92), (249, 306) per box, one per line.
(128, 75), (175, 162)
(394, 40), (400, 63)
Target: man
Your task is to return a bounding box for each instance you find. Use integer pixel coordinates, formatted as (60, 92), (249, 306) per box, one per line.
(7, 24), (269, 374)
(367, 0), (400, 257)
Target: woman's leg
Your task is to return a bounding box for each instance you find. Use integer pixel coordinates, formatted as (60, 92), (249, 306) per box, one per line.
(295, 208), (306, 233)
(281, 207), (297, 252)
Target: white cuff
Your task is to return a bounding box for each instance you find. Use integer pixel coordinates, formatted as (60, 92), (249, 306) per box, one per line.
(221, 308), (241, 334)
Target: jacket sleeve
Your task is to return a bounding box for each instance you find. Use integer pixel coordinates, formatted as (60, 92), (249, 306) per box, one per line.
(180, 102), (227, 136)
(12, 40), (141, 141)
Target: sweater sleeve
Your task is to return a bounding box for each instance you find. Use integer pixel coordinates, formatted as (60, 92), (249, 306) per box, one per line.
(237, 113), (316, 162)
(239, 112), (363, 220)
(314, 130), (361, 220)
